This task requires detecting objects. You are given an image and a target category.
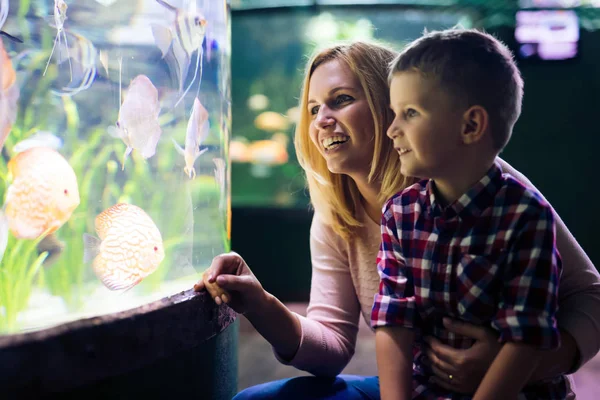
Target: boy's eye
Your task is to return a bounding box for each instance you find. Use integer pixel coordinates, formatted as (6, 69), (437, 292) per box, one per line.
(405, 108), (418, 118)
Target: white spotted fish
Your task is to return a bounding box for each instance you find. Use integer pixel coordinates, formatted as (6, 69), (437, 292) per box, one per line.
(3, 147), (80, 240)
(109, 74), (162, 170)
(171, 97), (209, 179)
(83, 203), (165, 291)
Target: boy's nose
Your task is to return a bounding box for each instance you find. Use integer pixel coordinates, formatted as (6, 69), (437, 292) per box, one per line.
(387, 123), (402, 139)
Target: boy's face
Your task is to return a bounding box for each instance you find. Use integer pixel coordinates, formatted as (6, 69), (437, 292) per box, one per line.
(387, 71), (464, 180)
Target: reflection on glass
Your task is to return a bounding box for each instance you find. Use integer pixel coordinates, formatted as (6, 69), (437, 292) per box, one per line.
(231, 7), (473, 208)
(0, 0), (231, 334)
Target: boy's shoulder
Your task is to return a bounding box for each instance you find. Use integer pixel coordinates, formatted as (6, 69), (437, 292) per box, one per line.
(497, 173), (552, 216)
(384, 179), (429, 211)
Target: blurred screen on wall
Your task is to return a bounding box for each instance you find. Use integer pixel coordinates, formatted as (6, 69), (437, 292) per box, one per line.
(519, 0), (600, 7)
(515, 10), (579, 60)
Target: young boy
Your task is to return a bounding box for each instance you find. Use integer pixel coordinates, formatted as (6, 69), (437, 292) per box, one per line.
(371, 29), (565, 400)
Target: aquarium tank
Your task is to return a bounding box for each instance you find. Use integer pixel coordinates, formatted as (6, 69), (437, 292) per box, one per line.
(0, 0), (231, 334)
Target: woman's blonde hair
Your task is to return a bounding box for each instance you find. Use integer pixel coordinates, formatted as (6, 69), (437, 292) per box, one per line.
(294, 41), (415, 240)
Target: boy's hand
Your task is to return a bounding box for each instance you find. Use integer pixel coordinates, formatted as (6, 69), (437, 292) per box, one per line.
(193, 252), (267, 315)
(424, 318), (501, 393)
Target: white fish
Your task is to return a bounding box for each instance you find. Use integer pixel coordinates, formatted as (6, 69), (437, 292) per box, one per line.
(51, 31), (97, 96)
(13, 131), (63, 153)
(151, 0), (207, 108)
(171, 97), (209, 179)
(43, 0), (72, 81)
(109, 74), (162, 170)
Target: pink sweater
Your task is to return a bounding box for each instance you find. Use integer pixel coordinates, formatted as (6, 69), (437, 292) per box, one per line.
(275, 201), (600, 384)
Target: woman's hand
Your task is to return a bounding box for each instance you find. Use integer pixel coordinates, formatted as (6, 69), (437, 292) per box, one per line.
(193, 252), (267, 315)
(423, 318), (501, 394)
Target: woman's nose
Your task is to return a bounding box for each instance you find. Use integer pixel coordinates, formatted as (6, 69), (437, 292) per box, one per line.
(315, 106), (335, 129)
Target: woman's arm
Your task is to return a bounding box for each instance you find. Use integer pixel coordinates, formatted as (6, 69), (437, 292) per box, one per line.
(376, 327), (414, 400)
(499, 157), (600, 371)
(196, 252), (303, 359)
(197, 214), (362, 377)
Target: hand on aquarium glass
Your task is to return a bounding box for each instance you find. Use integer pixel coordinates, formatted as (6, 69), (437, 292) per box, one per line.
(194, 252), (266, 315)
(424, 318), (501, 394)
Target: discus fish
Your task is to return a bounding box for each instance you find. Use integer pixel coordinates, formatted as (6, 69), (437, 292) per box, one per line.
(171, 97), (209, 179)
(83, 203), (165, 291)
(43, 0), (72, 81)
(151, 0), (207, 107)
(0, 37), (19, 150)
(109, 74), (162, 170)
(3, 147), (80, 240)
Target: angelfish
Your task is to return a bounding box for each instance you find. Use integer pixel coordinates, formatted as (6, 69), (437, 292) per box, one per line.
(43, 0), (72, 81)
(151, 0), (207, 108)
(171, 97), (209, 179)
(109, 73), (162, 170)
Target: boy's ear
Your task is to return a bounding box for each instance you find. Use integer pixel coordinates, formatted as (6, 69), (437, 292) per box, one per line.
(461, 106), (488, 145)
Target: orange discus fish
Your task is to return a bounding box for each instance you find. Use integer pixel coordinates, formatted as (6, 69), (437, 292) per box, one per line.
(83, 203), (165, 291)
(4, 147), (80, 239)
(0, 36), (19, 150)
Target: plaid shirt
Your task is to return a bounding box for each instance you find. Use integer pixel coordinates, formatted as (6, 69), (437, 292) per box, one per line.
(371, 163), (565, 400)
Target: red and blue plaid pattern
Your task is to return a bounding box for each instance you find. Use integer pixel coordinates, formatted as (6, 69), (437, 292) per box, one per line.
(371, 163), (566, 399)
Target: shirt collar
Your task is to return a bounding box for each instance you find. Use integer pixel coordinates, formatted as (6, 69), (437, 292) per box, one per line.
(426, 161), (503, 221)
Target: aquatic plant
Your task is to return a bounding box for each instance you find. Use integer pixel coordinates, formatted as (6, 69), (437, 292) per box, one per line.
(0, 232), (48, 332)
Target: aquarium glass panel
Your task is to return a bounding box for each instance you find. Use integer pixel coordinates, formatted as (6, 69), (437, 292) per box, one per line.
(0, 0), (231, 334)
(231, 6), (473, 208)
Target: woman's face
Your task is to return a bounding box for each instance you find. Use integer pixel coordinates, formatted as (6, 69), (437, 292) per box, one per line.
(307, 59), (376, 178)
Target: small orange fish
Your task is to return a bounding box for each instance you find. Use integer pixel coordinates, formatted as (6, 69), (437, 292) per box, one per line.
(0, 37), (19, 150)
(3, 147), (80, 239)
(83, 203), (165, 291)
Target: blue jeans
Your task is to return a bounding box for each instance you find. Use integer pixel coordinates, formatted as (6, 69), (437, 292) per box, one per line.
(233, 375), (380, 400)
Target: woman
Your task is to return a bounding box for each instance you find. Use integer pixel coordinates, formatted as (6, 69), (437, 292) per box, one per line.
(195, 41), (600, 399)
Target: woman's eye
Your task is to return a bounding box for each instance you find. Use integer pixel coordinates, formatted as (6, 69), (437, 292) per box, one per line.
(335, 94), (353, 105)
(310, 105), (320, 116)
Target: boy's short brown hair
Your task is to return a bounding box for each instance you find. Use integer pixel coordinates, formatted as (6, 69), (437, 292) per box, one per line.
(389, 28), (524, 151)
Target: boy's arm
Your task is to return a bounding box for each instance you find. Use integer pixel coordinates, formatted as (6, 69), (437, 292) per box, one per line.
(376, 327), (414, 400)
(371, 196), (420, 400)
(473, 343), (541, 400)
